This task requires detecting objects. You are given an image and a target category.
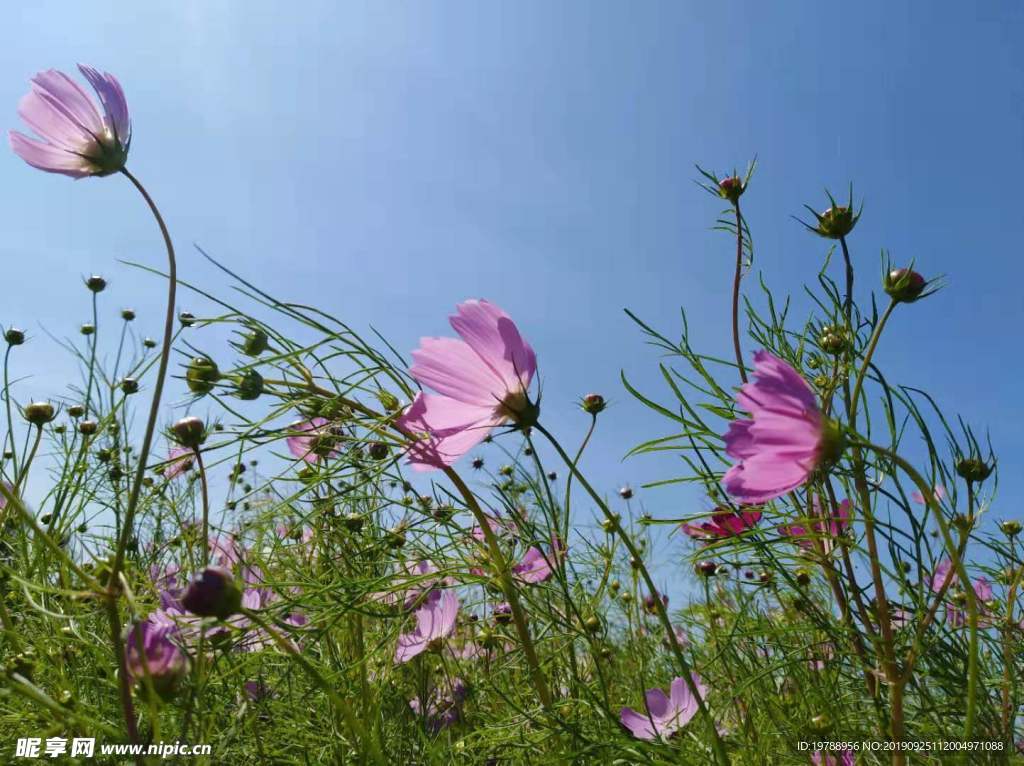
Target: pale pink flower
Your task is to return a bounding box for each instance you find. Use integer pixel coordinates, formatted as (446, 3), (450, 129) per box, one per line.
(682, 505), (762, 543)
(911, 484), (946, 505)
(162, 446), (194, 479)
(619, 674), (706, 741)
(10, 65), (130, 178)
(778, 499), (851, 550)
(723, 351), (834, 503)
(812, 750), (854, 766)
(286, 417), (341, 463)
(395, 590), (459, 664)
(397, 300), (537, 471)
(512, 538), (567, 584)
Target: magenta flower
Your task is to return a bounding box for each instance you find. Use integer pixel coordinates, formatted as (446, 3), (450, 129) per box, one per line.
(619, 674), (706, 741)
(397, 300), (537, 471)
(682, 505), (762, 543)
(10, 65), (129, 178)
(286, 417), (341, 463)
(778, 498), (851, 550)
(512, 538), (567, 584)
(395, 590), (459, 664)
(812, 750), (854, 766)
(162, 445), (194, 479)
(930, 559), (954, 593)
(125, 620), (189, 696)
(723, 351), (838, 503)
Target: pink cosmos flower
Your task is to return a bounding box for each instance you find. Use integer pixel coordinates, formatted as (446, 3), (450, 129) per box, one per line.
(397, 300), (537, 471)
(930, 559), (954, 593)
(682, 505), (762, 543)
(778, 499), (852, 550)
(10, 65), (130, 178)
(619, 674), (706, 741)
(161, 446), (195, 479)
(911, 484), (946, 505)
(395, 590), (459, 664)
(723, 351), (834, 503)
(812, 750), (854, 766)
(512, 538), (567, 584)
(286, 418), (341, 463)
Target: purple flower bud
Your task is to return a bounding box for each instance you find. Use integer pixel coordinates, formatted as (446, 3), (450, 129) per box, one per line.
(718, 175), (744, 203)
(171, 416), (206, 449)
(182, 567), (242, 619)
(4, 328), (25, 346)
(697, 560), (718, 577)
(618, 486), (633, 500)
(884, 268), (927, 303)
(580, 393), (606, 415)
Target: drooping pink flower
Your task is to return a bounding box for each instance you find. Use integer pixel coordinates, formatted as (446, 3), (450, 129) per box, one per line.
(778, 499), (851, 550)
(512, 538), (567, 584)
(723, 351), (836, 503)
(10, 65), (130, 178)
(811, 750), (854, 766)
(397, 300), (537, 471)
(619, 674), (706, 741)
(162, 446), (194, 479)
(911, 484), (946, 505)
(285, 418), (341, 463)
(395, 590), (459, 664)
(682, 505), (762, 543)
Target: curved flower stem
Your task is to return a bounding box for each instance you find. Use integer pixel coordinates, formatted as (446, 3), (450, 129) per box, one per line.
(855, 439), (980, 742)
(848, 298), (897, 426)
(839, 235), (855, 327)
(14, 426), (43, 496)
(534, 422), (729, 766)
(4, 347), (18, 483)
(84, 290), (99, 419)
(731, 200), (748, 384)
(563, 415), (597, 543)
(242, 608), (384, 765)
(104, 167), (178, 749)
(195, 448), (211, 566)
(443, 466), (554, 711)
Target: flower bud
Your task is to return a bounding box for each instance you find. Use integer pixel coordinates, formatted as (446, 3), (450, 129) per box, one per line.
(185, 356), (220, 395)
(23, 401), (56, 427)
(583, 615), (602, 633)
(642, 592), (668, 616)
(818, 325), (849, 355)
(956, 456), (994, 483)
(182, 567), (242, 619)
(80, 323), (95, 336)
(368, 442), (389, 461)
(143, 338), (157, 349)
(884, 268), (927, 303)
(471, 457), (484, 470)
(120, 377), (139, 395)
(67, 405), (85, 418)
(4, 328), (25, 346)
(696, 560), (718, 577)
(580, 393), (606, 415)
(240, 328), (269, 357)
(812, 206), (858, 239)
(795, 568), (811, 586)
(121, 308), (136, 321)
(85, 275), (107, 293)
(235, 369), (263, 401)
(344, 512), (364, 533)
(493, 603), (513, 625)
(718, 175), (745, 203)
(1001, 520), (1022, 537)
(171, 416), (206, 449)
(618, 486), (633, 500)
(78, 420), (98, 436)
(179, 311), (196, 327)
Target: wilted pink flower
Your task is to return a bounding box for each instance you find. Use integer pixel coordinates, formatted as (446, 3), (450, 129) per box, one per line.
(911, 484), (946, 505)
(395, 590), (459, 664)
(812, 750), (854, 766)
(778, 499), (852, 550)
(286, 417), (341, 463)
(619, 674), (706, 741)
(125, 620), (188, 695)
(723, 351), (838, 503)
(682, 505), (762, 543)
(512, 538), (567, 584)
(397, 300), (537, 471)
(10, 65), (130, 178)
(162, 446), (194, 479)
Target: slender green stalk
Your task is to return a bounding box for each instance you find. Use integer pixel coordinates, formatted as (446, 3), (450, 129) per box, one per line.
(731, 200), (748, 384)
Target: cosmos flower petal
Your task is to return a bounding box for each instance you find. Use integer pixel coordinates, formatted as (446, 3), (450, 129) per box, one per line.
(448, 299), (537, 390)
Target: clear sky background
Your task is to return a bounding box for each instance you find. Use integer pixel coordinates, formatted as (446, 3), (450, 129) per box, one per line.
(1, 2), (1022, 597)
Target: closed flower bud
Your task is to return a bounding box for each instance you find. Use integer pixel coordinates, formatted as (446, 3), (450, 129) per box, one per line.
(583, 615), (602, 633)
(1000, 520), (1022, 537)
(121, 308), (136, 321)
(171, 416), (206, 449)
(182, 567), (242, 619)
(235, 369), (263, 401)
(697, 560), (718, 577)
(642, 592), (668, 616)
(240, 327), (269, 356)
(120, 377), (139, 395)
(580, 393), (606, 415)
(85, 275), (107, 293)
(884, 268), (927, 303)
(78, 420), (98, 436)
(377, 390), (400, 412)
(718, 175), (745, 203)
(601, 513), (620, 533)
(186, 356), (220, 395)
(471, 457), (484, 470)
(178, 311), (196, 327)
(368, 442), (389, 461)
(4, 328), (25, 346)
(143, 337), (157, 349)
(818, 325), (849, 355)
(23, 401), (56, 426)
(956, 456), (994, 483)
(344, 512), (364, 532)
(80, 323), (95, 336)
(811, 205), (858, 239)
(795, 568), (811, 586)
(67, 405), (85, 418)
(618, 486), (633, 500)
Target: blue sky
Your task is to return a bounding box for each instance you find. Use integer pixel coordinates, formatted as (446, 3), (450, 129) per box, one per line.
(2, 2), (1022, 594)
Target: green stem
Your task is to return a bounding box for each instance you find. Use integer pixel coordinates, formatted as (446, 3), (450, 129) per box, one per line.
(848, 298), (897, 426)
(731, 200), (748, 383)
